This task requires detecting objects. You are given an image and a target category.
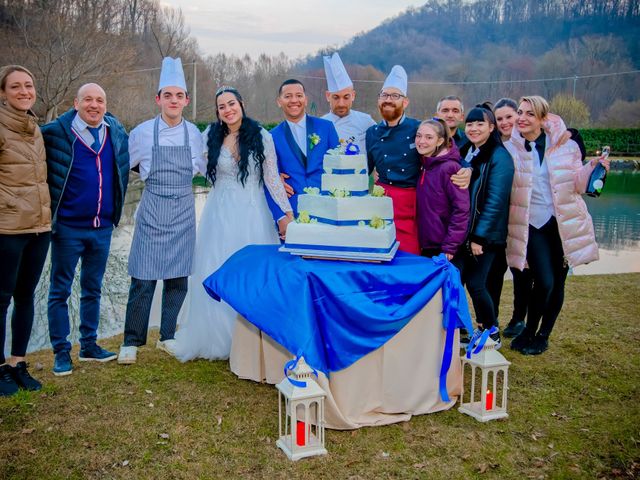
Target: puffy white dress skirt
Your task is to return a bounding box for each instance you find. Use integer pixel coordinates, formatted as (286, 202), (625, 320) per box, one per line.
(174, 137), (290, 361)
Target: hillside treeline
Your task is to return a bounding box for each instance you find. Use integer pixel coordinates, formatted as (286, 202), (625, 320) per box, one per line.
(1, 0), (639, 127)
(303, 0), (640, 125)
(0, 0), (293, 126)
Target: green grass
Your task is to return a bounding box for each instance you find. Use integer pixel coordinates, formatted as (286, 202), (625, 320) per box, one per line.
(1, 273), (638, 479)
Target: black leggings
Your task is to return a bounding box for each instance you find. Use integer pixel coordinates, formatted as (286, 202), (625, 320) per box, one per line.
(525, 217), (569, 338)
(454, 247), (498, 330)
(0, 232), (51, 363)
(487, 249), (533, 323)
(510, 267), (533, 323)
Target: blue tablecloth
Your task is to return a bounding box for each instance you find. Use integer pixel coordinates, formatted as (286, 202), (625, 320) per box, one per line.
(204, 245), (472, 401)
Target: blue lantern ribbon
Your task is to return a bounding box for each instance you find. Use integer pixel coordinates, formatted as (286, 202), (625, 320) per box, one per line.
(432, 254), (473, 403)
(466, 325), (499, 359)
(283, 355), (319, 388)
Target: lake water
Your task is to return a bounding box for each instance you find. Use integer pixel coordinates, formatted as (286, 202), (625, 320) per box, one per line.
(576, 172), (640, 274)
(9, 171), (640, 355)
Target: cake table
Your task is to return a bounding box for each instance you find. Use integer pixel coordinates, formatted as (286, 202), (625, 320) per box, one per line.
(203, 245), (472, 430)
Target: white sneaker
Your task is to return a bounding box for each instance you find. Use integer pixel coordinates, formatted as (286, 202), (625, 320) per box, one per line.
(117, 346), (137, 365)
(156, 339), (177, 357)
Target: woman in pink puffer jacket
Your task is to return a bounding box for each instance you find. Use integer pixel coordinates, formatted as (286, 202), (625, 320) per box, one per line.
(505, 95), (608, 355)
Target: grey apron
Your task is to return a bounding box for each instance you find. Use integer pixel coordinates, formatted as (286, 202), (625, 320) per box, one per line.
(128, 117), (195, 280)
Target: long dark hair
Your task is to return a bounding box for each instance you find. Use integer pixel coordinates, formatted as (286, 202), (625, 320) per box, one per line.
(206, 86), (265, 187)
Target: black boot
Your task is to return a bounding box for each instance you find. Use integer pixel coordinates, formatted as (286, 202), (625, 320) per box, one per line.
(503, 319), (525, 338)
(11, 361), (42, 391)
(510, 330), (534, 353)
(522, 335), (549, 356)
(0, 364), (19, 397)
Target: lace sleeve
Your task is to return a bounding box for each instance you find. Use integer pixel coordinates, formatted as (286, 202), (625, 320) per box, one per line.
(262, 130), (292, 213)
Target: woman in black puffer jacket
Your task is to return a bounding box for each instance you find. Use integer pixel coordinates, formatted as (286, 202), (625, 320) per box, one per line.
(454, 103), (514, 348)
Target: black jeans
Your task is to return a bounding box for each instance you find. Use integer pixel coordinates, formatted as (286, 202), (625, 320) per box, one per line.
(0, 232), (51, 363)
(487, 248), (507, 319)
(453, 246), (498, 330)
(487, 248), (534, 323)
(525, 217), (569, 338)
(510, 267), (533, 323)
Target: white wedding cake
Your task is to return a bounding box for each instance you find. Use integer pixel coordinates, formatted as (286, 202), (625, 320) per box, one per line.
(281, 143), (399, 261)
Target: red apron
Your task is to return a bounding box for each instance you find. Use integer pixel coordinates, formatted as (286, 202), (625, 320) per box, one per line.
(377, 182), (420, 255)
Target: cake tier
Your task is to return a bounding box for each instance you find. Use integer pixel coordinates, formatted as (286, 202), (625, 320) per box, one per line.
(285, 222), (397, 253)
(297, 195), (393, 225)
(323, 154), (367, 175)
(321, 173), (369, 196)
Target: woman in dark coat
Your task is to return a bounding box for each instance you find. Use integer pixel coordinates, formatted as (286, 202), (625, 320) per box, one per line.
(454, 103), (514, 349)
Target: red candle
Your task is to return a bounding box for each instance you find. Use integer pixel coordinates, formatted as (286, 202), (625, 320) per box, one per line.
(485, 389), (494, 410)
(296, 421), (306, 446)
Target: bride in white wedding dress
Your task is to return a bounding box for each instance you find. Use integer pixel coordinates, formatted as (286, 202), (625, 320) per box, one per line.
(174, 86), (293, 361)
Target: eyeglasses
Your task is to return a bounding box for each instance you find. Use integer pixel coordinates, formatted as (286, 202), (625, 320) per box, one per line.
(378, 92), (405, 101)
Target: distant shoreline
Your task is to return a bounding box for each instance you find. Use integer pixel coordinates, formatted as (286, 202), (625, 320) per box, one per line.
(610, 158), (640, 170)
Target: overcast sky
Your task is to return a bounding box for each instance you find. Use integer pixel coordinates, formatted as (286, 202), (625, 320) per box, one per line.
(162, 0), (425, 59)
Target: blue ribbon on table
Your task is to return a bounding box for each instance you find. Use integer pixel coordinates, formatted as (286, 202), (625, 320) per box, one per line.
(283, 355), (319, 388)
(433, 254), (473, 403)
(466, 325), (499, 359)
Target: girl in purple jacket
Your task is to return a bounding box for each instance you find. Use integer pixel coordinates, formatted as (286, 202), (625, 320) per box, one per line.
(415, 118), (470, 259)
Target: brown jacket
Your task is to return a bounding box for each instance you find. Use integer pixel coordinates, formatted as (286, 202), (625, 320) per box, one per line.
(0, 103), (51, 234)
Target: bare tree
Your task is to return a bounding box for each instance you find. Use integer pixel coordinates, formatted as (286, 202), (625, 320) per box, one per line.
(4, 0), (135, 121)
(150, 6), (196, 60)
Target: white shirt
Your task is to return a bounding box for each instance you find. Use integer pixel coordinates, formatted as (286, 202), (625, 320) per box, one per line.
(286, 114), (307, 156)
(129, 117), (206, 181)
(71, 114), (109, 147)
(322, 109), (376, 155)
(529, 144), (555, 229)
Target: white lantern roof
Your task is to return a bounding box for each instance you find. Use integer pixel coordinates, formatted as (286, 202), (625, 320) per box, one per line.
(276, 357), (327, 400)
(465, 338), (511, 368)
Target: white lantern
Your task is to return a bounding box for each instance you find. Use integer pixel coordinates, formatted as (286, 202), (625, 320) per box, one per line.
(459, 337), (510, 422)
(276, 357), (327, 460)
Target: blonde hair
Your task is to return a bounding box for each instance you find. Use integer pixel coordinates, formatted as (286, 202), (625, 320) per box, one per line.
(519, 95), (549, 120)
(0, 65), (35, 91)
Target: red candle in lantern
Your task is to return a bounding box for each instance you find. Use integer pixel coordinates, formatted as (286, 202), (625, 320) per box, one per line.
(485, 389), (493, 410)
(296, 421), (306, 446)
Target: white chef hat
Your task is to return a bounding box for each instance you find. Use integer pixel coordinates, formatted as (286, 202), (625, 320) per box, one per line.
(158, 57), (187, 92)
(323, 52), (353, 93)
(382, 65), (408, 96)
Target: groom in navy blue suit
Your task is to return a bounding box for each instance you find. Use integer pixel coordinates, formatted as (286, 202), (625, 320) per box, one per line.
(267, 79), (339, 237)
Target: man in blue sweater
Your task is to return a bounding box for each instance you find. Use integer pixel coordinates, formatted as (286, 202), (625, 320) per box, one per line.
(42, 83), (130, 376)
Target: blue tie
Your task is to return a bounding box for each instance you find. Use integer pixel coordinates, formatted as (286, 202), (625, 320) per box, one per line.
(88, 126), (101, 152)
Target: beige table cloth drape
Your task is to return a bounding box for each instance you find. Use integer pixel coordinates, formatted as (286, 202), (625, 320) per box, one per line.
(229, 289), (462, 430)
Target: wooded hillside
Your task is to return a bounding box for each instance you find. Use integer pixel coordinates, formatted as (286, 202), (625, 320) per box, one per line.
(1, 0), (638, 126)
(301, 0), (640, 124)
